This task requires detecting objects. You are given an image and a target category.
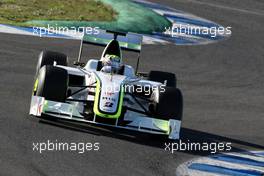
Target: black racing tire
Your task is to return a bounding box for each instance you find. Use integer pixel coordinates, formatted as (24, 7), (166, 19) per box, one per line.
(148, 71), (176, 87)
(151, 87), (183, 121)
(36, 65), (68, 102)
(35, 50), (68, 77)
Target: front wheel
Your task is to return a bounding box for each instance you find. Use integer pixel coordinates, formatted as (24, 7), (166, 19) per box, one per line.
(35, 50), (68, 77)
(150, 87), (183, 121)
(35, 65), (68, 102)
(148, 71), (177, 87)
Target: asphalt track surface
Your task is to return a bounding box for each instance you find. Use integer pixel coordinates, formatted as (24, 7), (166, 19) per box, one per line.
(0, 0), (264, 176)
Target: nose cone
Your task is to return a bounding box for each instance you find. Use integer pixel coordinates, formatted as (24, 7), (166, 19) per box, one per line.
(93, 72), (126, 119)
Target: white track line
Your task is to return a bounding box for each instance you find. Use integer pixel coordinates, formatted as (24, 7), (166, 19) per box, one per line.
(184, 0), (264, 16)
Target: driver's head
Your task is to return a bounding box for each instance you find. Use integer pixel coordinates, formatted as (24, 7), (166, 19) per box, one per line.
(100, 54), (122, 73)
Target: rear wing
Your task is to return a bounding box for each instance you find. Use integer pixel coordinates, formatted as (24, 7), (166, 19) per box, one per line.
(75, 30), (143, 73)
(83, 29), (142, 52)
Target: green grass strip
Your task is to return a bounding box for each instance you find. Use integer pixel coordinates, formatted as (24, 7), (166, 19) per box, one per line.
(0, 0), (116, 26)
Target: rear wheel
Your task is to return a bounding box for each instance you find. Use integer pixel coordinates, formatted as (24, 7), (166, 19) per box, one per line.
(150, 87), (183, 121)
(36, 65), (68, 102)
(148, 71), (176, 87)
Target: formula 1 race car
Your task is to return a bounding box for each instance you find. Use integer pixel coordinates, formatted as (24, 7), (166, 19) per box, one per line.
(30, 31), (183, 140)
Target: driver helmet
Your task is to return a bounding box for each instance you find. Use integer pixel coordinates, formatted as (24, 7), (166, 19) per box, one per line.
(100, 54), (122, 73)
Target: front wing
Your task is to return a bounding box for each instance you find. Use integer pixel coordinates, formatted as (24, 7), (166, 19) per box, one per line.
(30, 96), (181, 139)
